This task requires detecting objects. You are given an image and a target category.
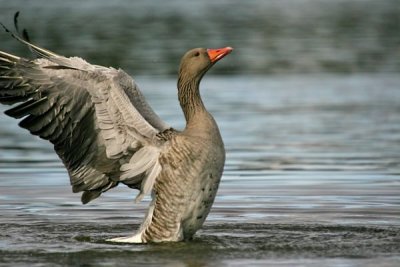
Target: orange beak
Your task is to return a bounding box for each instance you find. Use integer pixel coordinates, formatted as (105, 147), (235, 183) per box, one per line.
(207, 47), (233, 63)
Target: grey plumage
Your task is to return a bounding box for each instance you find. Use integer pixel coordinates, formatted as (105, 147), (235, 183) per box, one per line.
(0, 29), (232, 242)
(0, 50), (165, 204)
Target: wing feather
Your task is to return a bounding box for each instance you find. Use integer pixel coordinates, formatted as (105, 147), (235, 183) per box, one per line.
(0, 40), (169, 203)
(136, 160), (162, 203)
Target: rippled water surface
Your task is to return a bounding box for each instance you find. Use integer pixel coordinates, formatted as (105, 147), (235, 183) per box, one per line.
(1, 0), (400, 266)
(0, 74), (399, 266)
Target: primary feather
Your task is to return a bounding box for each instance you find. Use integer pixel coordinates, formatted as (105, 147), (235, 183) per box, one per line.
(0, 23), (231, 242)
(0, 39), (167, 204)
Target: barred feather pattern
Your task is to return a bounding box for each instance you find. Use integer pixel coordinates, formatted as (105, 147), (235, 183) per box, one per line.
(141, 118), (225, 242)
(1, 41), (228, 243)
(0, 50), (167, 204)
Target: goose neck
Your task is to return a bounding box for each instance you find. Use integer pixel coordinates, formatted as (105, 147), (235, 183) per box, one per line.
(177, 76), (207, 125)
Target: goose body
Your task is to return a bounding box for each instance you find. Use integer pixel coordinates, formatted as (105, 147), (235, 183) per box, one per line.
(0, 26), (232, 243)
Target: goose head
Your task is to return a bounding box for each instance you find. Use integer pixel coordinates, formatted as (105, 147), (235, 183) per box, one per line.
(178, 47), (233, 83)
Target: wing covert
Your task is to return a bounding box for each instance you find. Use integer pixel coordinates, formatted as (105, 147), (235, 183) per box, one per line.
(0, 48), (167, 204)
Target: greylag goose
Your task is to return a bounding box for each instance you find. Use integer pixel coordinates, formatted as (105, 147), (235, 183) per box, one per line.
(0, 27), (232, 243)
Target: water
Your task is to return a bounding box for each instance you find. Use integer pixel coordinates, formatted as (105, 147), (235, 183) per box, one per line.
(1, 0), (400, 266)
(0, 74), (399, 266)
(0, 0), (399, 75)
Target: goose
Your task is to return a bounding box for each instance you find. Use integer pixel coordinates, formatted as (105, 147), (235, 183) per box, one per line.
(0, 25), (232, 243)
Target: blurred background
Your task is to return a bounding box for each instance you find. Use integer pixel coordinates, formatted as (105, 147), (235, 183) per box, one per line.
(0, 0), (399, 76)
(0, 1), (400, 266)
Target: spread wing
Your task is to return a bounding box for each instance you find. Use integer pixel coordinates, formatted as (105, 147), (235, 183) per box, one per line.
(0, 38), (170, 204)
